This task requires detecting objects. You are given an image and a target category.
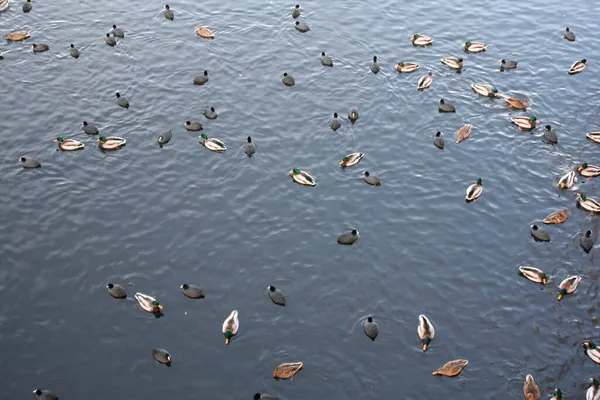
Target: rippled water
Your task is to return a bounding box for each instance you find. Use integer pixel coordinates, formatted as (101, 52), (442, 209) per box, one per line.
(2, 0), (600, 398)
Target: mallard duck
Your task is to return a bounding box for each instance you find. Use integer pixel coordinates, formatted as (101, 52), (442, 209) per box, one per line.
(518, 266), (548, 285)
(106, 283), (127, 298)
(506, 97), (528, 110)
(370, 56), (380, 74)
(569, 59), (587, 75)
(291, 4), (301, 18)
(363, 317), (378, 341)
(524, 375), (540, 400)
(320, 52), (333, 67)
(581, 230), (595, 254)
(181, 283), (205, 299)
(338, 229), (359, 245)
(33, 389), (58, 400)
(543, 210), (569, 224)
(441, 57), (464, 70)
(184, 121), (203, 131)
(578, 163), (600, 177)
(22, 0), (31, 12)
(115, 92), (129, 108)
(329, 113), (341, 131)
(105, 33), (117, 46)
(432, 360), (468, 377)
(203, 106), (217, 119)
(152, 348), (172, 365)
(348, 107), (359, 124)
(268, 286), (286, 306)
(289, 169), (316, 186)
(199, 133), (226, 152)
(111, 24), (124, 38)
(32, 43), (49, 52)
(69, 44), (79, 58)
(135, 292), (163, 313)
(157, 130), (172, 146)
(557, 170), (576, 189)
(244, 136), (256, 157)
(411, 34), (432, 46)
(564, 27), (575, 41)
(583, 342), (600, 364)
(340, 152), (364, 168)
(511, 116), (538, 131)
(577, 194), (600, 213)
(295, 21), (309, 32)
(417, 72), (433, 90)
(222, 310), (239, 344)
(434, 131), (444, 149)
(439, 99), (456, 113)
(557, 275), (582, 300)
(395, 62), (420, 73)
(97, 136), (126, 150)
(471, 83), (499, 97)
(163, 4), (174, 20)
(531, 224), (550, 242)
(500, 59), (518, 71)
(363, 171), (381, 186)
(465, 178), (483, 202)
(255, 393), (279, 400)
(54, 137), (84, 151)
(588, 378), (600, 400)
(418, 314), (435, 351)
(586, 132), (600, 143)
(6, 31), (31, 41)
(195, 26), (214, 38)
(456, 123), (472, 144)
(20, 156), (40, 168)
(273, 362), (303, 380)
(544, 125), (558, 144)
(463, 41), (486, 53)
(282, 72), (295, 86)
(82, 121), (99, 134)
(194, 70), (209, 85)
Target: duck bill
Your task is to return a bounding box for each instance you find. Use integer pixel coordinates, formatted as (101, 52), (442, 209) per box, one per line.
(225, 338), (230, 345)
(158, 305), (163, 309)
(542, 278), (547, 285)
(557, 294), (564, 301)
(422, 343), (428, 351)
(53, 139), (58, 142)
(578, 166), (584, 172)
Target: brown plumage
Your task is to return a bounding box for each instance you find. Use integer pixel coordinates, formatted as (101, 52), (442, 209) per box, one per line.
(543, 210), (569, 224)
(523, 374), (540, 400)
(456, 124), (473, 144)
(273, 362), (303, 380)
(432, 359), (468, 376)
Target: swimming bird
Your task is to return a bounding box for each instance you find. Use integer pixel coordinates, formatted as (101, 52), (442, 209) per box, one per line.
(471, 83), (498, 97)
(273, 362), (303, 380)
(500, 59), (518, 71)
(181, 283), (205, 299)
(395, 62), (420, 73)
(5, 31), (31, 41)
(54, 137), (84, 151)
(135, 293), (163, 313)
(523, 375), (540, 400)
(586, 131), (600, 143)
(543, 210), (568, 224)
(320, 52), (333, 67)
(20, 156), (40, 168)
(222, 310), (239, 344)
(106, 283), (127, 298)
(157, 130), (172, 146)
(370, 56), (380, 74)
(244, 136), (256, 157)
(557, 275), (581, 300)
(506, 97), (527, 110)
(82, 121), (99, 134)
(282, 72), (295, 86)
(291, 4), (301, 18)
(184, 121), (203, 131)
(97, 136), (126, 150)
(268, 286), (286, 306)
(511, 116), (538, 131)
(438, 99), (456, 113)
(564, 27), (575, 41)
(329, 112), (341, 131)
(363, 317), (378, 341)
(295, 20), (309, 32)
(441, 57), (463, 70)
(417, 72), (433, 90)
(289, 169), (316, 186)
(194, 70), (209, 85)
(557, 170), (576, 189)
(551, 388), (562, 400)
(69, 44), (79, 58)
(588, 378), (600, 400)
(348, 107), (358, 124)
(337, 229), (359, 245)
(33, 389), (57, 400)
(578, 163), (600, 177)
(203, 106), (218, 119)
(32, 43), (49, 52)
(105, 33), (116, 46)
(569, 59), (587, 75)
(518, 266), (548, 285)
(543, 125), (558, 144)
(111, 24), (124, 38)
(465, 178), (483, 202)
(340, 152), (363, 168)
(199, 133), (226, 152)
(584, 342), (600, 365)
(255, 393), (278, 400)
(434, 131), (444, 149)
(195, 26), (214, 38)
(22, 0), (32, 12)
(363, 171), (381, 186)
(530, 224), (550, 242)
(432, 360), (468, 377)
(152, 348), (172, 365)
(115, 92), (129, 108)
(163, 4), (174, 20)
(463, 41), (486, 53)
(418, 314), (435, 351)
(456, 124), (472, 144)
(577, 194), (600, 214)
(411, 33), (432, 46)
(581, 230), (595, 253)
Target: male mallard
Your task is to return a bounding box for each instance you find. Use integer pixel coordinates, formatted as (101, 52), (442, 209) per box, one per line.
(432, 360), (468, 377)
(199, 133), (226, 152)
(456, 123), (472, 144)
(434, 131), (444, 149)
(411, 34), (432, 46)
(417, 314), (435, 351)
(531, 224), (550, 242)
(463, 41), (486, 53)
(583, 342), (600, 364)
(511, 116), (538, 131)
(577, 194), (600, 213)
(568, 59), (587, 75)
(543, 210), (569, 224)
(54, 137), (84, 151)
(518, 266), (548, 285)
(524, 375), (540, 400)
(363, 316), (378, 341)
(329, 113), (341, 131)
(348, 107), (359, 124)
(340, 152), (364, 168)
(363, 171), (381, 186)
(577, 163), (600, 177)
(135, 292), (163, 313)
(581, 230), (595, 254)
(506, 97), (528, 110)
(395, 62), (420, 73)
(320, 52), (333, 67)
(441, 57), (464, 70)
(500, 59), (518, 70)
(152, 348), (172, 365)
(289, 168), (316, 186)
(417, 72), (433, 90)
(268, 286), (286, 306)
(370, 56), (380, 74)
(586, 132), (600, 143)
(557, 170), (576, 189)
(465, 178), (483, 202)
(273, 362), (303, 380)
(97, 136), (126, 150)
(195, 26), (214, 39)
(222, 310), (239, 344)
(588, 377), (600, 400)
(557, 275), (582, 300)
(564, 27), (575, 41)
(471, 83), (499, 97)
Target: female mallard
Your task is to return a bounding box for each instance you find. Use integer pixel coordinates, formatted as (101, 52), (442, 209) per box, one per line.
(5, 31), (30, 41)
(395, 62), (420, 73)
(557, 275), (582, 300)
(195, 26), (214, 39)
(441, 57), (464, 70)
(577, 194), (600, 213)
(465, 178), (483, 202)
(519, 266), (548, 285)
(456, 123), (472, 144)
(152, 348), (172, 365)
(471, 83), (499, 97)
(363, 316), (378, 341)
(557, 170), (576, 189)
(273, 362), (303, 380)
(564, 27), (575, 41)
(432, 360), (468, 377)
(524, 375), (540, 400)
(363, 171), (381, 186)
(531, 224), (550, 242)
(586, 131), (600, 143)
(199, 133), (226, 152)
(54, 137), (84, 151)
(135, 293), (163, 313)
(289, 168), (316, 186)
(329, 113), (341, 131)
(584, 342), (600, 364)
(463, 41), (486, 53)
(222, 310), (239, 344)
(577, 163), (600, 177)
(417, 314), (435, 351)
(568, 59), (587, 75)
(348, 107), (359, 124)
(543, 210), (569, 224)
(500, 59), (518, 70)
(511, 116), (538, 131)
(97, 136), (126, 150)
(417, 72), (433, 91)
(588, 378), (600, 400)
(411, 34), (432, 46)
(581, 230), (595, 254)
(340, 152), (364, 168)
(506, 97), (528, 110)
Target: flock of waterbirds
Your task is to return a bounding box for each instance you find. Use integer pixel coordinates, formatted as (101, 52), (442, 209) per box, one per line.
(5, 0), (600, 399)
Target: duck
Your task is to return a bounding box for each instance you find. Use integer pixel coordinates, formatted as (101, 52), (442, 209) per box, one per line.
(295, 20), (309, 32)
(222, 310), (239, 344)
(588, 378), (600, 400)
(106, 283), (127, 298)
(434, 131), (444, 149)
(181, 283), (205, 299)
(320, 52), (333, 67)
(5, 31), (31, 41)
(97, 136), (126, 150)
(511, 116), (538, 131)
(543, 210), (569, 224)
(577, 194), (600, 213)
(69, 44), (79, 58)
(463, 41), (486, 53)
(273, 362), (303, 380)
(337, 229), (359, 245)
(395, 62), (420, 73)
(22, 0), (32, 12)
(370, 56), (380, 74)
(152, 348), (172, 365)
(417, 72), (433, 90)
(568, 59), (587, 75)
(348, 107), (359, 124)
(20, 156), (41, 168)
(105, 33), (117, 46)
(577, 163), (600, 177)
(441, 57), (464, 70)
(363, 171), (381, 186)
(557, 275), (582, 300)
(194, 70), (209, 85)
(244, 136), (256, 157)
(411, 34), (432, 46)
(586, 131), (600, 143)
(184, 121), (203, 131)
(289, 168), (316, 186)
(438, 99), (456, 113)
(54, 137), (84, 151)
(456, 123), (473, 144)
(506, 97), (528, 110)
(157, 130), (172, 146)
(418, 314), (435, 351)
(363, 317), (378, 341)
(195, 26), (214, 39)
(255, 393), (279, 400)
(524, 375), (540, 400)
(163, 4), (174, 20)
(500, 59), (518, 71)
(340, 152), (363, 168)
(530, 224), (550, 242)
(282, 72), (295, 86)
(543, 125), (558, 144)
(518, 266), (548, 285)
(471, 83), (499, 97)
(557, 170), (576, 189)
(329, 112), (341, 131)
(584, 342), (600, 364)
(199, 133), (226, 152)
(115, 92), (129, 108)
(432, 360), (468, 377)
(203, 106), (218, 119)
(33, 389), (58, 400)
(111, 24), (125, 38)
(564, 27), (575, 41)
(581, 230), (595, 253)
(291, 4), (301, 18)
(135, 292), (163, 313)
(268, 286), (286, 306)
(465, 178), (483, 202)
(32, 43), (49, 52)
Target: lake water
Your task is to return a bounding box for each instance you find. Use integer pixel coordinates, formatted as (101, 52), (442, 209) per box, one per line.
(1, 0), (600, 398)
